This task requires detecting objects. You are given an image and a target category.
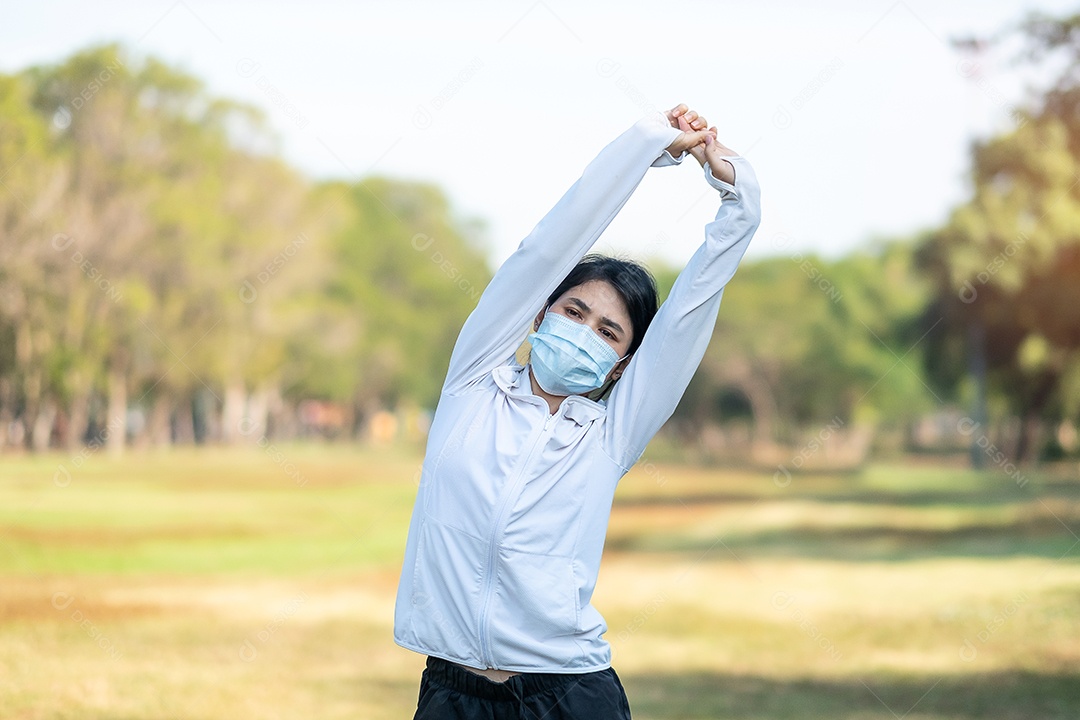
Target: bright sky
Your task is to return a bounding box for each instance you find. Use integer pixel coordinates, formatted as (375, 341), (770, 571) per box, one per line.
(2, 0), (1071, 269)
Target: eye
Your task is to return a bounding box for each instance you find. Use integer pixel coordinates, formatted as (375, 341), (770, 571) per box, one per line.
(600, 328), (616, 340)
(565, 307), (582, 319)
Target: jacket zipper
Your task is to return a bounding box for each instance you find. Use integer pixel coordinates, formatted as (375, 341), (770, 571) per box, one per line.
(477, 409), (557, 667)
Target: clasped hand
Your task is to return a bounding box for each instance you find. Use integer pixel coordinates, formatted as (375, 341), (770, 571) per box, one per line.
(663, 103), (736, 186)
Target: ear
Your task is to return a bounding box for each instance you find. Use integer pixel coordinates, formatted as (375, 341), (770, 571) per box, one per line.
(611, 354), (632, 381)
(590, 357), (630, 402)
(533, 308), (546, 332)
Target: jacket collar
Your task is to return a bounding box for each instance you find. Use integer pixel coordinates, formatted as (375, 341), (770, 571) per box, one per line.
(493, 363), (606, 426)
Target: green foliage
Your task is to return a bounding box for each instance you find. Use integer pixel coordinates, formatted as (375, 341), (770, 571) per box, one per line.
(284, 178), (490, 409)
(4, 19), (1080, 457)
(660, 240), (932, 439)
(914, 10), (1080, 461)
(0, 43), (490, 448)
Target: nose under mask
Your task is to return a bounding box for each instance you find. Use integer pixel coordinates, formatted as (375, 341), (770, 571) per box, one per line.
(527, 312), (627, 396)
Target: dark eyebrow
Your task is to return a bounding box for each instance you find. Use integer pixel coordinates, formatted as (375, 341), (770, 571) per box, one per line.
(566, 296), (624, 336)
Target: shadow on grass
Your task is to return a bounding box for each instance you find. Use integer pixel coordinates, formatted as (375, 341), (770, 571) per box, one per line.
(621, 670), (1080, 720)
(607, 514), (1080, 562)
(614, 479), (1080, 510)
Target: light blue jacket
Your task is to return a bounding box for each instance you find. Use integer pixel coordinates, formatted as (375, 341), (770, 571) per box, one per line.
(393, 109), (762, 673)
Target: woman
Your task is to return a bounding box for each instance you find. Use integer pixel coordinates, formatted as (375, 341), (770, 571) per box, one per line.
(394, 103), (761, 718)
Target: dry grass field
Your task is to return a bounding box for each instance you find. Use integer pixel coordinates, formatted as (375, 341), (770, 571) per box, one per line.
(1, 444), (1078, 719)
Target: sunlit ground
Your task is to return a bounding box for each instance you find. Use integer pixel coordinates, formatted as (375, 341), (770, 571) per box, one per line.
(1, 444), (1078, 719)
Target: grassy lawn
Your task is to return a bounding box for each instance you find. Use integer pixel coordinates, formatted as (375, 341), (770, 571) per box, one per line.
(1, 444), (1078, 719)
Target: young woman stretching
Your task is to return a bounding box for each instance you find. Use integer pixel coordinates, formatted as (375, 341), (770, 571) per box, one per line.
(394, 103), (762, 719)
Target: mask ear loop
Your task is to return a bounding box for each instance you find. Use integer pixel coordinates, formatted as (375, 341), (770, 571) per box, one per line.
(587, 352), (632, 402)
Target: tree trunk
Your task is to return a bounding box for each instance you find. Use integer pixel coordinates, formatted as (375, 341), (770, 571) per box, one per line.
(717, 357), (780, 461)
(220, 376), (246, 444)
(1013, 373), (1057, 464)
(106, 359), (127, 456)
(172, 394), (196, 445)
(193, 388), (215, 444)
(146, 392), (173, 448)
(0, 376), (14, 451)
(245, 385), (272, 441)
(1015, 412), (1042, 464)
(16, 317), (39, 451)
(31, 399), (56, 451)
(743, 372), (780, 457)
(66, 372), (92, 451)
(968, 321), (988, 469)
(22, 370), (42, 452)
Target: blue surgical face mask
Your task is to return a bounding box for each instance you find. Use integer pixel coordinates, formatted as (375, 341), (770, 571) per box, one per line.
(527, 311), (629, 396)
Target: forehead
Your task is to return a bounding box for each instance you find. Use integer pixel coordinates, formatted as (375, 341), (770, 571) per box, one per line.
(555, 280), (630, 322)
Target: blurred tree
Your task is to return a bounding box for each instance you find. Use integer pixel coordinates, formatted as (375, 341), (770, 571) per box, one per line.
(286, 178), (490, 435)
(920, 10), (1080, 463)
(660, 240), (932, 455)
(0, 73), (68, 450)
(0, 43), (492, 452)
(25, 45), (318, 449)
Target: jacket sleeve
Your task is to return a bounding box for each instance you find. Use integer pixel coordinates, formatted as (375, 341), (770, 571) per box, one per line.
(440, 110), (682, 396)
(603, 154), (762, 469)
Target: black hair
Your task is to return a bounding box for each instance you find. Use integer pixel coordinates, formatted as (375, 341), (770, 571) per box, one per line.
(544, 254), (659, 357)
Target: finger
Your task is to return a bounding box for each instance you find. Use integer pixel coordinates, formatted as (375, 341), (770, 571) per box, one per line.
(677, 114), (693, 132)
(665, 103), (689, 129)
(683, 129), (713, 147)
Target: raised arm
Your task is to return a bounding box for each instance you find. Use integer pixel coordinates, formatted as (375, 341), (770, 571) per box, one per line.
(440, 108), (708, 396)
(603, 138), (762, 469)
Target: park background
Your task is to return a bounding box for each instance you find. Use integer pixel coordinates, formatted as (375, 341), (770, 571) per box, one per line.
(1, 1), (1079, 718)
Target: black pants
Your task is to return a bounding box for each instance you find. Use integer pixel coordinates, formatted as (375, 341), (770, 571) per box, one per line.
(412, 655), (633, 720)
